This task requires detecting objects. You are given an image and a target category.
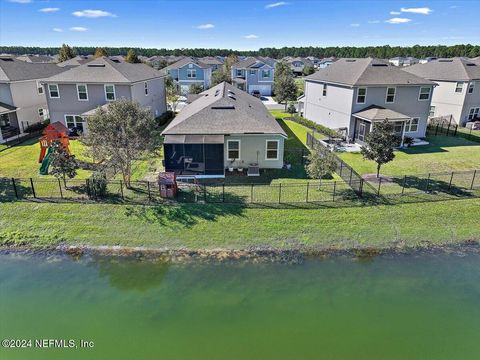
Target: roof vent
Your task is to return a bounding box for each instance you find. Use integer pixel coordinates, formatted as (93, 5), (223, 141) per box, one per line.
(214, 89), (220, 96)
(88, 63), (106, 67)
(228, 90), (235, 95)
(345, 59), (356, 62)
(466, 63), (477, 66)
(0, 57), (14, 61)
(111, 59), (120, 63)
(228, 94), (236, 100)
(438, 59), (453, 62)
(372, 64), (388, 67)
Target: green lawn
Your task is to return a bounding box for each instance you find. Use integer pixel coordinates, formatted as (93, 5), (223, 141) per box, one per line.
(456, 127), (480, 143)
(338, 135), (480, 176)
(1, 198), (478, 249)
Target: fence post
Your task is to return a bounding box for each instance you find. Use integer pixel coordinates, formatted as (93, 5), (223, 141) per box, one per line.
(11, 178), (18, 199)
(453, 125), (458, 136)
(448, 172), (454, 191)
(86, 179), (91, 198)
(339, 162), (343, 176)
(147, 181), (151, 202)
(349, 167), (353, 185)
(332, 181), (336, 202)
(401, 175), (407, 195)
(377, 177), (382, 196)
(435, 124), (439, 135)
(222, 184), (225, 203)
(446, 124), (450, 136)
(306, 183), (309, 202)
(30, 178), (36, 198)
(58, 179), (63, 199)
(358, 179), (364, 197)
(471, 170), (477, 190)
(278, 183), (282, 203)
(119, 180), (124, 199)
(425, 173), (431, 192)
(251, 184), (254, 203)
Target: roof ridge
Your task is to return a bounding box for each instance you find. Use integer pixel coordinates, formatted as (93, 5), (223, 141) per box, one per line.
(98, 57), (131, 83)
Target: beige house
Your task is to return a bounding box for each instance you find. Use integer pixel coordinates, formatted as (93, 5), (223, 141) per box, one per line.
(403, 58), (480, 126)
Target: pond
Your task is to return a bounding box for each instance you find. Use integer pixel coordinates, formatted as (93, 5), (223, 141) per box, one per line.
(1, 252), (479, 360)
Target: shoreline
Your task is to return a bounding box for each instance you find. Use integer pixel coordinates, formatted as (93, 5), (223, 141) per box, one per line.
(1, 241), (479, 262)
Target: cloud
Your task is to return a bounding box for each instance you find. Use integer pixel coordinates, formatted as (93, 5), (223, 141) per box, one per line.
(265, 2), (288, 9)
(390, 11), (401, 15)
(70, 27), (88, 32)
(195, 23), (215, 29)
(450, 5), (458, 9)
(385, 17), (412, 24)
(367, 20), (380, 24)
(442, 36), (463, 40)
(350, 23), (360, 27)
(40, 7), (60, 13)
(8, 0), (32, 3)
(52, 28), (64, 32)
(244, 34), (259, 39)
(400, 7), (433, 15)
(72, 9), (116, 18)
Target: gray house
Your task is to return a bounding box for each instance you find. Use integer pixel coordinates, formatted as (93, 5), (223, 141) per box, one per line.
(163, 57), (213, 95)
(0, 56), (66, 143)
(303, 58), (436, 145)
(231, 57), (276, 96)
(162, 82), (286, 179)
(403, 58), (480, 126)
(42, 56), (166, 134)
(286, 57), (314, 76)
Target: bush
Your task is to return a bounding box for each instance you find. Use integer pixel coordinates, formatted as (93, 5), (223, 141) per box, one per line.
(155, 111), (175, 127)
(288, 115), (338, 138)
(89, 171), (108, 197)
(24, 119), (50, 133)
(403, 136), (414, 147)
(287, 102), (297, 114)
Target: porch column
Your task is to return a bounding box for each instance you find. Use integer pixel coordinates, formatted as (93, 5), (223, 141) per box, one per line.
(400, 120), (406, 148)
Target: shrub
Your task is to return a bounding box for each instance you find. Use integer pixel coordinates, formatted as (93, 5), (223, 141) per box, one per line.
(403, 136), (414, 147)
(287, 102), (297, 114)
(156, 111), (175, 127)
(24, 119), (50, 133)
(89, 171), (108, 197)
(288, 115), (338, 138)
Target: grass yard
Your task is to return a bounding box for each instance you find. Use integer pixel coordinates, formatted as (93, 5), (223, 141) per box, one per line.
(1, 198), (478, 249)
(456, 127), (480, 143)
(338, 135), (480, 176)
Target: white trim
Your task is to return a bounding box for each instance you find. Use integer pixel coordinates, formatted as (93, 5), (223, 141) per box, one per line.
(322, 83), (327, 96)
(38, 108), (44, 118)
(265, 139), (279, 160)
(405, 117), (419, 133)
(455, 82), (464, 94)
(356, 87), (367, 104)
(187, 69), (197, 79)
(468, 82), (475, 94)
(385, 87), (396, 104)
(48, 83), (60, 99)
(76, 84), (89, 102)
(64, 114), (85, 130)
(226, 139), (241, 161)
(104, 84), (116, 101)
(418, 86), (431, 101)
(468, 107), (480, 120)
(36, 81), (44, 95)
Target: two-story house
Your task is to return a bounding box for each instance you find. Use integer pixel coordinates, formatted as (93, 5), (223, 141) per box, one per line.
(403, 58), (480, 126)
(163, 57), (212, 95)
(303, 58), (436, 145)
(286, 57), (314, 76)
(318, 57), (337, 69)
(231, 57), (275, 96)
(42, 56), (166, 134)
(199, 57), (224, 71)
(0, 56), (66, 143)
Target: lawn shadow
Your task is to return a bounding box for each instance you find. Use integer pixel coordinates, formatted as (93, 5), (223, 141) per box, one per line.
(0, 177), (32, 201)
(398, 135), (479, 155)
(391, 175), (474, 197)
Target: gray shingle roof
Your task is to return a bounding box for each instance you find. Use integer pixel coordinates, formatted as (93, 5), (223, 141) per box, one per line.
(0, 57), (66, 82)
(163, 57), (210, 70)
(305, 58), (435, 86)
(57, 56), (94, 67)
(43, 57), (164, 84)
(199, 56), (223, 65)
(353, 105), (411, 121)
(162, 82), (287, 136)
(403, 57), (480, 81)
(233, 57), (274, 69)
(16, 55), (55, 63)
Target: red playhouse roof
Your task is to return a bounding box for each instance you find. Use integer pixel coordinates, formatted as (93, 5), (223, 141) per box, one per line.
(43, 122), (69, 136)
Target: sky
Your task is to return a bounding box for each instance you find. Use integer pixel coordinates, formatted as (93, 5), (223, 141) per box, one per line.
(0, 0), (479, 50)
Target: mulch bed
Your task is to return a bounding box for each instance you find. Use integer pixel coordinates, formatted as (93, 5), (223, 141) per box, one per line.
(362, 173), (395, 184)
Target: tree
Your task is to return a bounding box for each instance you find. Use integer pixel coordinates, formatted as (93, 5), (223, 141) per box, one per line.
(305, 144), (337, 185)
(165, 76), (180, 112)
(274, 61), (297, 110)
(189, 83), (204, 94)
(58, 44), (75, 62)
(125, 49), (140, 63)
(94, 47), (108, 58)
(83, 99), (161, 187)
(303, 64), (315, 76)
(360, 120), (397, 178)
(49, 141), (78, 186)
(211, 69), (231, 86)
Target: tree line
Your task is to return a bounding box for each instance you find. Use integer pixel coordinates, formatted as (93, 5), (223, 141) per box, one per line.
(2, 44), (479, 59)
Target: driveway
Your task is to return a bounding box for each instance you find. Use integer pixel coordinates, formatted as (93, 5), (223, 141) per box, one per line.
(261, 96), (286, 110)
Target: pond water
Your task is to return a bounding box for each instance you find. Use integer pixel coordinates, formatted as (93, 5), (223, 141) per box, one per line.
(1, 252), (479, 360)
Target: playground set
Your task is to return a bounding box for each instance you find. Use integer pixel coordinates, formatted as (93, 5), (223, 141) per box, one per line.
(38, 122), (70, 175)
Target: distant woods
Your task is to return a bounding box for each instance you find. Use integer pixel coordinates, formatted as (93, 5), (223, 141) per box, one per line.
(2, 44), (480, 59)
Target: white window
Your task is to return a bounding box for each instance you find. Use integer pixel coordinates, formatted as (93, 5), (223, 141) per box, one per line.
(37, 81), (44, 95)
(144, 81), (149, 96)
(38, 108), (44, 117)
(468, 107), (480, 120)
(48, 84), (59, 98)
(262, 69), (270, 78)
(265, 140), (279, 160)
(104, 85), (116, 101)
(385, 87), (396, 103)
(187, 69), (196, 78)
(405, 118), (419, 133)
(236, 69), (243, 77)
(418, 87), (431, 101)
(322, 83), (327, 96)
(455, 82), (464, 93)
(227, 140), (240, 160)
(76, 84), (88, 101)
(468, 83), (475, 94)
(429, 106), (435, 117)
(249, 69), (255, 75)
(65, 115), (85, 132)
(356, 88), (367, 104)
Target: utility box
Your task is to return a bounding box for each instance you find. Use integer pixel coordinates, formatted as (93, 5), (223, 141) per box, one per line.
(158, 172), (177, 198)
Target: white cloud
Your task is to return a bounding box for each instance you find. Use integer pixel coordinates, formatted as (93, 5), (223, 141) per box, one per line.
(401, 7), (433, 15)
(72, 9), (116, 18)
(8, 0), (32, 3)
(244, 34), (259, 39)
(350, 23), (360, 27)
(390, 11), (401, 15)
(70, 27), (88, 32)
(265, 2), (288, 9)
(195, 23), (215, 29)
(52, 28), (63, 32)
(450, 5), (458, 9)
(40, 7), (60, 13)
(385, 17), (412, 24)
(368, 20), (380, 24)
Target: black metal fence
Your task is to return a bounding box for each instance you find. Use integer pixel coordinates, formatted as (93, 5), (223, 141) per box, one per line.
(427, 116), (480, 143)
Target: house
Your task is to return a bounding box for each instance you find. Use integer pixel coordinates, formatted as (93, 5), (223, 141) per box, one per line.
(161, 82), (287, 178)
(57, 55), (93, 67)
(163, 57), (213, 95)
(403, 58), (480, 126)
(389, 57), (419, 67)
(303, 58), (436, 145)
(318, 57), (337, 69)
(286, 57), (313, 76)
(42, 56), (166, 134)
(306, 56), (321, 68)
(231, 57), (275, 96)
(419, 57), (438, 64)
(199, 57), (224, 71)
(16, 54), (56, 64)
(0, 56), (66, 143)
